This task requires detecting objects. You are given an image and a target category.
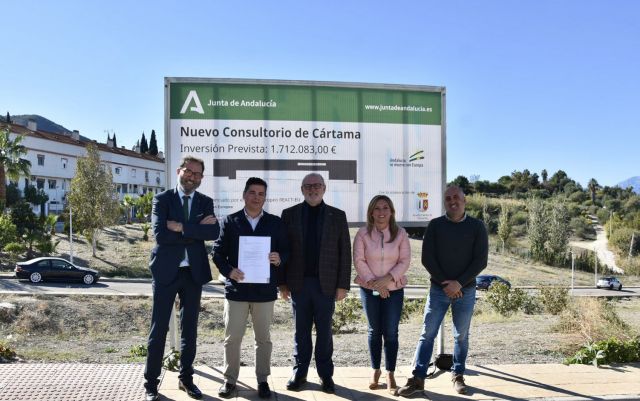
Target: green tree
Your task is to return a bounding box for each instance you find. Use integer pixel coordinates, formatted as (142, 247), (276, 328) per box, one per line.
(135, 191), (154, 222)
(0, 212), (18, 247)
(24, 186), (49, 218)
(68, 144), (120, 256)
(546, 200), (570, 264)
(0, 126), (31, 209)
(588, 178), (599, 205)
(497, 204), (513, 253)
(541, 169), (548, 183)
(112, 132), (117, 148)
(10, 200), (42, 257)
(148, 130), (158, 156)
(140, 132), (149, 153)
(450, 175), (472, 194)
(5, 182), (21, 207)
(528, 198), (548, 261)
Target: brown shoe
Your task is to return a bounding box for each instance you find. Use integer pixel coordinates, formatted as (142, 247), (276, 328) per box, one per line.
(452, 374), (467, 394)
(386, 371), (397, 394)
(369, 369), (381, 389)
(396, 376), (424, 397)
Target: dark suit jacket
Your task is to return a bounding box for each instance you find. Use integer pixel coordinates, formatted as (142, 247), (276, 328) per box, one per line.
(280, 202), (351, 297)
(150, 188), (220, 285)
(212, 209), (289, 302)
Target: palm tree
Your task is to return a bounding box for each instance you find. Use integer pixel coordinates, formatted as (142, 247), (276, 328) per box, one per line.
(0, 126), (31, 208)
(587, 178), (599, 205)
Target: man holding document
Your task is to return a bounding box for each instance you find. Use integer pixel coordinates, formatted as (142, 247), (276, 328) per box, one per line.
(212, 177), (289, 399)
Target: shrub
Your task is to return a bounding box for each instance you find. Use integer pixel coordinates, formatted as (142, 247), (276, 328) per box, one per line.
(609, 227), (640, 255)
(570, 216), (595, 240)
(485, 283), (526, 317)
(163, 349), (180, 371)
(521, 294), (543, 315)
(332, 296), (362, 334)
(0, 213), (18, 247)
(539, 286), (569, 315)
(565, 338), (640, 367)
(401, 298), (426, 322)
(129, 344), (148, 357)
(0, 303), (17, 323)
(511, 210), (528, 226)
(141, 223), (151, 241)
(3, 241), (25, 255)
(0, 341), (17, 362)
(13, 302), (61, 334)
(557, 298), (631, 343)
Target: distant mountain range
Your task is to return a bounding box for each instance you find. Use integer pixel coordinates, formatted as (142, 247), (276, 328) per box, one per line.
(617, 176), (640, 193)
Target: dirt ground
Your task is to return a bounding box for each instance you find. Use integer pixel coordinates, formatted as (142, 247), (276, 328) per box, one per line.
(2, 294), (638, 368)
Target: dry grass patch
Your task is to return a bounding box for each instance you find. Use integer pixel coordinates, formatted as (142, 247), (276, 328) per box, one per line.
(556, 297), (635, 343)
(13, 301), (61, 335)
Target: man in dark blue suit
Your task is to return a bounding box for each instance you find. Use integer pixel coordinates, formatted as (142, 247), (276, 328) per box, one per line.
(144, 156), (220, 401)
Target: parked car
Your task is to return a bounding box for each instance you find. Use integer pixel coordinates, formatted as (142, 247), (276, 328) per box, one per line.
(596, 276), (622, 291)
(476, 274), (511, 290)
(15, 257), (100, 285)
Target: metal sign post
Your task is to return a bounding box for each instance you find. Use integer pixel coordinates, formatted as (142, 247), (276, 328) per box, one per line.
(571, 252), (575, 294)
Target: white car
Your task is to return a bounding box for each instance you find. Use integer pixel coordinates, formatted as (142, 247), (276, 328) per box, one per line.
(596, 277), (622, 291)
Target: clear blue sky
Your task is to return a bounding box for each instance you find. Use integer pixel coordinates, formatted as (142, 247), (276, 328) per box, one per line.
(3, 0), (639, 187)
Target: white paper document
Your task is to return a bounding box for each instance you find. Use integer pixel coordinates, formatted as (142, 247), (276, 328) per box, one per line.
(238, 236), (271, 283)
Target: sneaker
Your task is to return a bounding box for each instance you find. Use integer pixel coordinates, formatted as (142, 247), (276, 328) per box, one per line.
(452, 374), (467, 395)
(396, 376), (424, 397)
(258, 382), (271, 398)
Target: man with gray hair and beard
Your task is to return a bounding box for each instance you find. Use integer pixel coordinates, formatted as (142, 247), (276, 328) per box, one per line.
(279, 173), (351, 394)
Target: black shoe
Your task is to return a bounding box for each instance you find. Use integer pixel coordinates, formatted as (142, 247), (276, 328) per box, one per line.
(320, 377), (335, 394)
(286, 375), (307, 391)
(179, 380), (203, 400)
(218, 382), (236, 399)
(258, 381), (271, 398)
(144, 389), (159, 401)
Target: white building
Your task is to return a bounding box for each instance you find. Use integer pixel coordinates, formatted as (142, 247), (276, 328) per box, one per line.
(4, 121), (166, 214)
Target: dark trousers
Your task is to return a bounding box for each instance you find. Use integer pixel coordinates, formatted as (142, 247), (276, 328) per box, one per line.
(144, 268), (202, 390)
(290, 277), (335, 379)
(360, 287), (404, 371)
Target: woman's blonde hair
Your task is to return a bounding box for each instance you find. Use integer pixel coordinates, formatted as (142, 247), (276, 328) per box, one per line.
(366, 195), (398, 242)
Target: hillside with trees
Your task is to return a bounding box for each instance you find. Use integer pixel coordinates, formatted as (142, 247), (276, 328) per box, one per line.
(450, 169), (640, 275)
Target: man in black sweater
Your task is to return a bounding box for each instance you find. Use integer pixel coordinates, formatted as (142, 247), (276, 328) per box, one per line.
(212, 177), (289, 399)
(397, 186), (488, 396)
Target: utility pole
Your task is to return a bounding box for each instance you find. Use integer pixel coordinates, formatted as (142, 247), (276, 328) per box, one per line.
(571, 252), (575, 294)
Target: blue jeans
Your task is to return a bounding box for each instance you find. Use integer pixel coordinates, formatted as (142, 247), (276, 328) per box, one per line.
(360, 287), (404, 371)
(412, 285), (476, 378)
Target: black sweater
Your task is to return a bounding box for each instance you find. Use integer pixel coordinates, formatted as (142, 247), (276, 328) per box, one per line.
(421, 214), (488, 288)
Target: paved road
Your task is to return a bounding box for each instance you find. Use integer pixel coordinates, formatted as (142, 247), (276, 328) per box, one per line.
(1, 276), (638, 298)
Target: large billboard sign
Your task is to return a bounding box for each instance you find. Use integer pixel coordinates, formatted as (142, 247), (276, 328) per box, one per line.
(165, 78), (446, 225)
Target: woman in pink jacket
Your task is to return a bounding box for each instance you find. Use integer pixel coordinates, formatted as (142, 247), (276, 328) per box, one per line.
(353, 195), (411, 393)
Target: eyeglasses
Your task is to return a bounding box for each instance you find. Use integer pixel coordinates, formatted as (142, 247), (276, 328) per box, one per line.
(302, 183), (324, 190)
(181, 168), (203, 178)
